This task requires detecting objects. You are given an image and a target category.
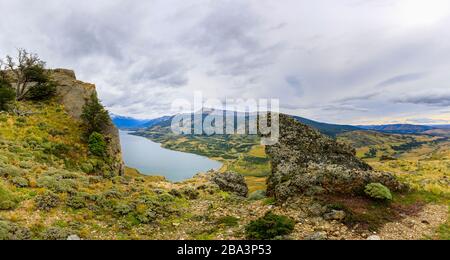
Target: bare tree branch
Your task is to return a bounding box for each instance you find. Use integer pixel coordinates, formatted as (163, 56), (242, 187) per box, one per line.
(3, 49), (46, 100)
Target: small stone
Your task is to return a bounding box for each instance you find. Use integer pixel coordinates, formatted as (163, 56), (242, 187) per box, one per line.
(304, 232), (328, 240)
(67, 235), (81, 240)
(367, 235), (381, 240)
(323, 210), (346, 221)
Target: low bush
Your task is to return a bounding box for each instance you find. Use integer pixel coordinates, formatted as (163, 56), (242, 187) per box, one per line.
(0, 221), (32, 240)
(181, 187), (199, 200)
(248, 190), (266, 201)
(34, 191), (60, 211)
(0, 182), (19, 210)
(41, 227), (70, 240)
(66, 195), (87, 210)
(245, 212), (295, 240)
(36, 174), (79, 194)
(216, 216), (239, 227)
(10, 176), (29, 188)
(364, 183), (393, 201)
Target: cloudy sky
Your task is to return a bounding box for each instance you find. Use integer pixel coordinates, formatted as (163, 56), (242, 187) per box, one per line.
(1, 0), (450, 125)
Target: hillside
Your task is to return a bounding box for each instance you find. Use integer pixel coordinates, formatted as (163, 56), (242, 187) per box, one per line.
(1, 101), (448, 240)
(338, 130), (450, 199)
(0, 70), (447, 240)
(292, 116), (361, 137)
(358, 124), (436, 134)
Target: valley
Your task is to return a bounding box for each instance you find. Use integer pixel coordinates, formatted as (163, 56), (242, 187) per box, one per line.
(122, 115), (450, 240)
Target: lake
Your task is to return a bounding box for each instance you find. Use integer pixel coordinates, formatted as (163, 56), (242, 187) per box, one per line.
(119, 131), (222, 182)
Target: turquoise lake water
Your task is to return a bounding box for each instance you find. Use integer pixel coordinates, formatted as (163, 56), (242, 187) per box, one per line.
(119, 131), (222, 182)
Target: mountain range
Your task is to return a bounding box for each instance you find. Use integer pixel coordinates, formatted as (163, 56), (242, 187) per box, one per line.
(113, 113), (450, 137)
(112, 112), (361, 137)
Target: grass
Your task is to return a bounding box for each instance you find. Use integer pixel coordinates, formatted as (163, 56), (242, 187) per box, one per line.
(339, 130), (450, 239)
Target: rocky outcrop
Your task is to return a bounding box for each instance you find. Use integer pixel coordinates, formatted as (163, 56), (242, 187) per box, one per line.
(211, 171), (249, 197)
(266, 114), (406, 201)
(50, 69), (124, 176)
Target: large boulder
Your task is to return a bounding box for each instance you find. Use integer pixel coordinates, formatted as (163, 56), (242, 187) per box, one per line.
(50, 69), (124, 176)
(211, 172), (249, 197)
(266, 114), (406, 201)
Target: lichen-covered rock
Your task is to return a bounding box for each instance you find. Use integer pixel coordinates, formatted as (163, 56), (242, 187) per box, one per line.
(266, 114), (406, 201)
(211, 172), (249, 197)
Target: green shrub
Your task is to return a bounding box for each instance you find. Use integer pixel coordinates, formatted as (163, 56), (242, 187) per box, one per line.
(135, 209), (157, 224)
(0, 78), (15, 111)
(34, 191), (60, 211)
(81, 94), (110, 135)
(0, 165), (25, 178)
(0, 221), (32, 240)
(245, 212), (295, 240)
(66, 195), (87, 210)
(114, 202), (133, 216)
(42, 142), (71, 157)
(88, 132), (107, 157)
(364, 183), (393, 201)
(25, 81), (57, 101)
(10, 176), (29, 188)
(36, 173), (79, 193)
(41, 227), (70, 240)
(248, 190), (266, 201)
(0, 182), (18, 210)
(181, 187), (199, 200)
(217, 216), (239, 227)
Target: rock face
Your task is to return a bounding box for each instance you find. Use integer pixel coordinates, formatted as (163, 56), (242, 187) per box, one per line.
(211, 171), (249, 197)
(50, 69), (124, 176)
(266, 114), (405, 201)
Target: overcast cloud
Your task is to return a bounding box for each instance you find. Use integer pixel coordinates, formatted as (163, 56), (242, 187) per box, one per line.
(1, 0), (449, 124)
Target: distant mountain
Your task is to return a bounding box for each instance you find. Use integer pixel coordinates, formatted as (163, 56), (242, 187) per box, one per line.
(139, 116), (173, 128)
(114, 111), (361, 137)
(292, 116), (361, 137)
(431, 125), (450, 129)
(111, 115), (151, 129)
(358, 124), (436, 134)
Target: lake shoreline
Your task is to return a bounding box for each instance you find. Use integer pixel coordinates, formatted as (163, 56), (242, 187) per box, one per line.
(119, 131), (222, 182)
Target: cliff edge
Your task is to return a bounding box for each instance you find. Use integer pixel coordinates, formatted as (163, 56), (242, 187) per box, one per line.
(50, 68), (124, 176)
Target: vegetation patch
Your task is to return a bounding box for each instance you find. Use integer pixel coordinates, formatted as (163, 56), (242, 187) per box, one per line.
(34, 191), (60, 211)
(365, 183), (393, 201)
(245, 212), (295, 240)
(0, 182), (19, 210)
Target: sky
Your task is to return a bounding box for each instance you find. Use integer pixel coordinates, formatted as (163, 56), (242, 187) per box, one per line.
(0, 0), (450, 125)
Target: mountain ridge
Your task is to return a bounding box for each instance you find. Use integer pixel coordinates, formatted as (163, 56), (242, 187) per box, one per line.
(113, 112), (362, 137)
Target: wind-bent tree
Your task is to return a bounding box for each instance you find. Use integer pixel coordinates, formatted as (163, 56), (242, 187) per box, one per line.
(3, 49), (55, 101)
(81, 93), (110, 135)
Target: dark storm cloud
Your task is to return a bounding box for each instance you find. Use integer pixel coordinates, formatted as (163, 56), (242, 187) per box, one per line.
(395, 92), (450, 106)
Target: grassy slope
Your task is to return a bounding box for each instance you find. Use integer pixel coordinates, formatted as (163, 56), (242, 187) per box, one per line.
(0, 102), (189, 239)
(0, 102), (275, 240)
(338, 130), (450, 239)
